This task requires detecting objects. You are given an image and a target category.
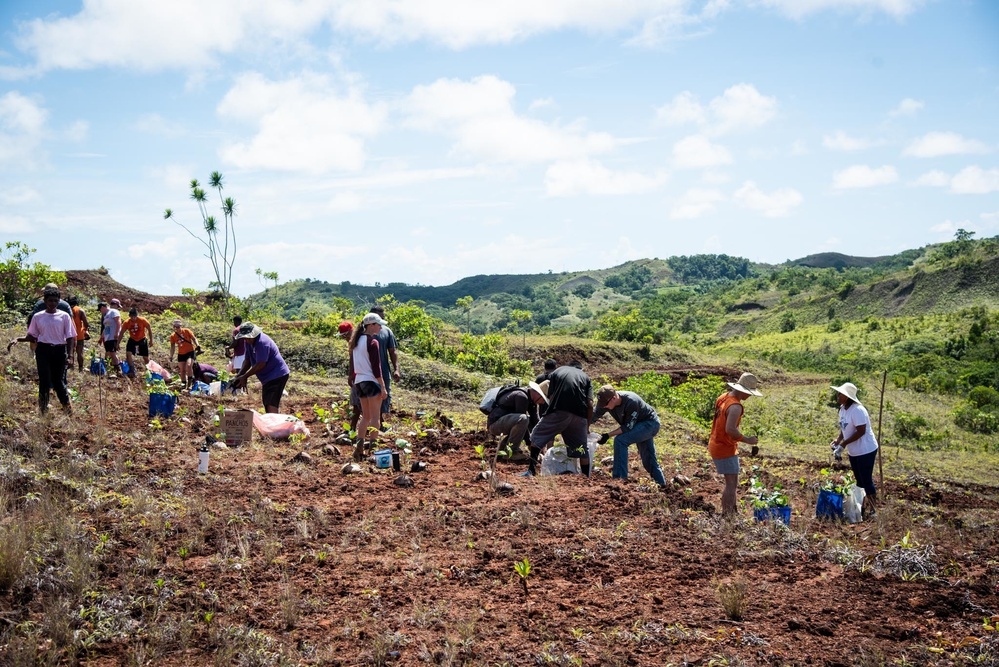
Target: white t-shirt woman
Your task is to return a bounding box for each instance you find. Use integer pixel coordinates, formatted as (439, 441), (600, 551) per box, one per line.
(838, 402), (879, 457)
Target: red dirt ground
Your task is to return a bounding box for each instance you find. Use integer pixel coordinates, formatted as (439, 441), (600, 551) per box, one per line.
(2, 361), (997, 666)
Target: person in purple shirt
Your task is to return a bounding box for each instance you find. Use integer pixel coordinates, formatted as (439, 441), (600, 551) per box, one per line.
(9, 285), (77, 413)
(230, 323), (290, 413)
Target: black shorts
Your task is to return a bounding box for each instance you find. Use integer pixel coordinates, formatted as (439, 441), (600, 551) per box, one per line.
(177, 351), (195, 362)
(103, 340), (118, 353)
(126, 338), (149, 357)
(354, 380), (381, 398)
(261, 374), (290, 409)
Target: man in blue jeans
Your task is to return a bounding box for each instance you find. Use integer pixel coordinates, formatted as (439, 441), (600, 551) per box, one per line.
(591, 385), (667, 489)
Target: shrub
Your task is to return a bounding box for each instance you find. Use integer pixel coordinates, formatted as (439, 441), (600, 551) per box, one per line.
(952, 402), (999, 434)
(968, 385), (999, 409)
(715, 578), (749, 621)
(779, 314), (796, 333)
(894, 411), (929, 441)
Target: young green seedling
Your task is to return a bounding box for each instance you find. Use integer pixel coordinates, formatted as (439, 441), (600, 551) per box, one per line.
(514, 557), (532, 596)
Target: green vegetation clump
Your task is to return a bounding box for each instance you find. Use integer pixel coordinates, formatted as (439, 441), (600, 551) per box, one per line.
(620, 373), (725, 427)
(952, 385), (999, 434)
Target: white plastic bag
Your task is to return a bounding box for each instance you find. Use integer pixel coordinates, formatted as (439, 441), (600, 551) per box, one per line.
(539, 434), (600, 476)
(844, 484), (866, 523)
(252, 412), (310, 440)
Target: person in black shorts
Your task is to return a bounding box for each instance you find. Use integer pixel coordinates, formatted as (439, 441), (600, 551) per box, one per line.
(524, 361), (594, 477)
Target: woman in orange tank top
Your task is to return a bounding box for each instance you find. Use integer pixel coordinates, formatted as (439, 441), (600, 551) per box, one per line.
(708, 372), (763, 515)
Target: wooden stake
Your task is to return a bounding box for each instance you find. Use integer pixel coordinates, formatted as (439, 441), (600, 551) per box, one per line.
(875, 370), (887, 492)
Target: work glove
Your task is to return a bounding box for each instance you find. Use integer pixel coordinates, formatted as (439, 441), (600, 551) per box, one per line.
(597, 433), (610, 445)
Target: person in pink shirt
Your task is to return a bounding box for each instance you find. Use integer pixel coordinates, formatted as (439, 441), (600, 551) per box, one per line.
(8, 285), (77, 413)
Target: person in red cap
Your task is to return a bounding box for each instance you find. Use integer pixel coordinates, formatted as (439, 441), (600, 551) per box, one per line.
(338, 321), (354, 340)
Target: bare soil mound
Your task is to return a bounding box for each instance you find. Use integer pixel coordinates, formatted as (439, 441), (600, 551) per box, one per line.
(64, 269), (194, 314)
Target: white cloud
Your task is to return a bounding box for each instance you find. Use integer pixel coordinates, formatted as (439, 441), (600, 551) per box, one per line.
(0, 215), (30, 233)
(670, 188), (724, 219)
(911, 170), (949, 187)
(732, 180), (802, 217)
(405, 75), (618, 163)
(757, 0), (927, 20)
(823, 130), (874, 151)
(790, 139), (808, 156)
(127, 235), (186, 261)
(528, 97), (555, 112)
(950, 166), (999, 194)
(656, 83), (776, 136)
(328, 191), (364, 213)
(218, 71), (387, 173)
(656, 91), (706, 126)
(889, 97), (924, 117)
(903, 131), (990, 158)
(930, 220), (961, 235)
(832, 164), (898, 189)
(134, 113), (188, 137)
(672, 134), (733, 169)
(0, 91), (48, 168)
(64, 120), (89, 142)
(544, 159), (668, 197)
(13, 0), (327, 73)
(0, 185), (41, 205)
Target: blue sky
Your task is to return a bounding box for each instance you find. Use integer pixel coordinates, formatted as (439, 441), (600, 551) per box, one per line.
(1, 0), (997, 297)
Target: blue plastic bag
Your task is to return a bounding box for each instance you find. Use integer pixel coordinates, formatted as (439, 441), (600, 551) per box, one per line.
(121, 360), (131, 376)
(90, 358), (106, 375)
(148, 393), (176, 418)
(754, 505), (791, 525)
(816, 489), (844, 521)
(145, 372), (163, 385)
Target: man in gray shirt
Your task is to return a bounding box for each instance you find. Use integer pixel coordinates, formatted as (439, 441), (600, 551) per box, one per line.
(591, 385), (667, 488)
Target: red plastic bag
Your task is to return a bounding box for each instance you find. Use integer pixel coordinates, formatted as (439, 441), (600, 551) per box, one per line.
(147, 359), (172, 380)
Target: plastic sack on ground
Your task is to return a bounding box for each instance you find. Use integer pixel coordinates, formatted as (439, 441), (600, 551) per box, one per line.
(147, 359), (172, 380)
(89, 358), (106, 375)
(190, 381), (211, 396)
(539, 434), (599, 476)
(844, 485), (866, 523)
(252, 412), (310, 440)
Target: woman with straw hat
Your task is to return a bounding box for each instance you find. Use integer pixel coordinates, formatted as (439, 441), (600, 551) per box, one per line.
(831, 382), (879, 515)
(708, 372), (763, 515)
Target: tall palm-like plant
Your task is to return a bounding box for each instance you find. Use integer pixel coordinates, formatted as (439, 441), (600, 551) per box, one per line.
(163, 171), (238, 317)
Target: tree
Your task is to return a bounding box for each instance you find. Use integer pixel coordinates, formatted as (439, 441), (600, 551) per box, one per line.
(164, 171), (237, 317)
(509, 309), (532, 348)
(0, 242), (66, 310)
(455, 295), (473, 333)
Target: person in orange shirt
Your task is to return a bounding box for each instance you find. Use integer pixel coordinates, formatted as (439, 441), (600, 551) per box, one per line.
(708, 372), (762, 515)
(67, 296), (90, 372)
(119, 308), (153, 378)
(168, 319), (200, 388)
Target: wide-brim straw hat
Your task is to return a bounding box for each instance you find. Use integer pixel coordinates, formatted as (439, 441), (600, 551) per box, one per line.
(728, 372), (763, 397)
(527, 381), (549, 404)
(831, 382), (861, 404)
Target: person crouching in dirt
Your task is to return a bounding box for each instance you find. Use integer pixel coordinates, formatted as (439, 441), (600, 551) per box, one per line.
(10, 286), (77, 414)
(489, 381), (547, 463)
(231, 323), (291, 413)
(119, 308), (153, 378)
(708, 372), (762, 515)
(524, 361), (593, 477)
(347, 314), (389, 461)
(192, 361), (218, 384)
(68, 296), (89, 372)
(830, 382), (879, 517)
(591, 385), (668, 489)
(168, 319), (199, 388)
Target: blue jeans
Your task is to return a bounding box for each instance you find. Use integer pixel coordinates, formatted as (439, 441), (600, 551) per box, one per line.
(612, 419), (667, 487)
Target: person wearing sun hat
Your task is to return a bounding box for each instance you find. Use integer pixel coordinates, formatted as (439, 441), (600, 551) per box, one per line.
(831, 382), (879, 514)
(708, 372), (763, 515)
(591, 385), (668, 488)
(488, 381), (547, 463)
(231, 322), (290, 413)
